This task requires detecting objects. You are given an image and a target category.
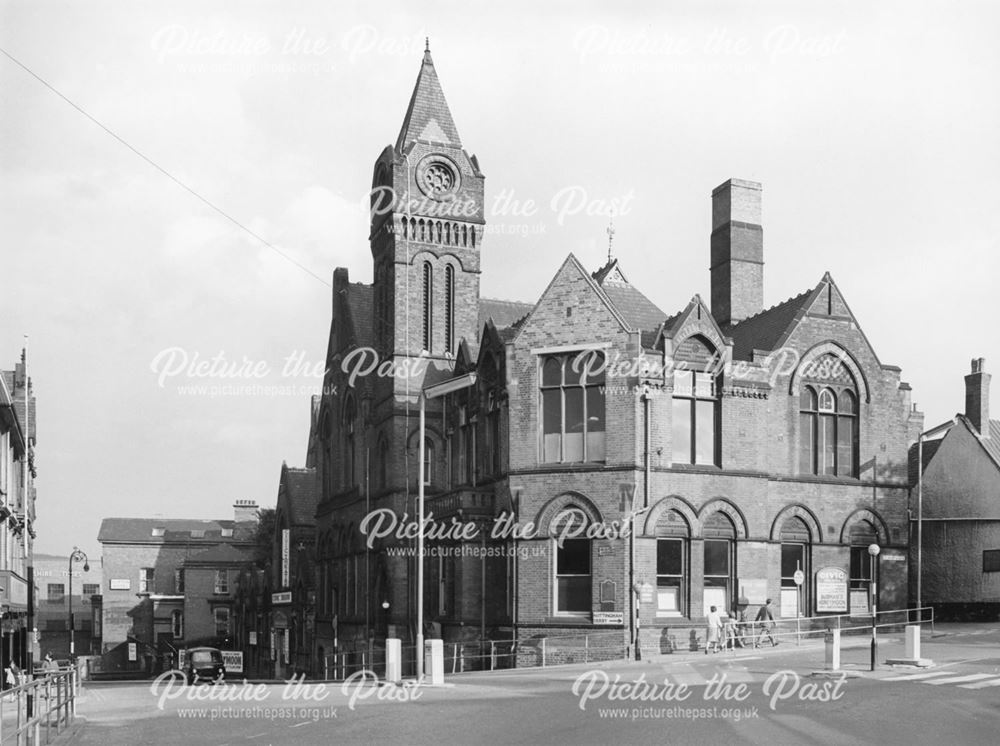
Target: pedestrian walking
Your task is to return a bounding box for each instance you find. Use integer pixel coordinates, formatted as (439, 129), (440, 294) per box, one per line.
(43, 653), (59, 674)
(705, 605), (723, 654)
(755, 598), (778, 647)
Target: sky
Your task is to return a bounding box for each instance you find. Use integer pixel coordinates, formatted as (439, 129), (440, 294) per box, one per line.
(1, 1), (998, 561)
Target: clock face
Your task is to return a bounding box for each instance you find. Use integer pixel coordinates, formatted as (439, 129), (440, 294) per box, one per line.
(415, 155), (460, 200)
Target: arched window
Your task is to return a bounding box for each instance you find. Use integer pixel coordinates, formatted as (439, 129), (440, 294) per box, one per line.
(423, 440), (435, 486)
(799, 355), (858, 477)
(655, 510), (689, 617)
(540, 350), (606, 463)
(343, 397), (356, 489)
(702, 512), (736, 616)
(552, 508), (592, 615)
(444, 264), (455, 354)
(671, 336), (720, 466)
(422, 261), (433, 352)
(780, 516), (812, 617)
(849, 520), (879, 613)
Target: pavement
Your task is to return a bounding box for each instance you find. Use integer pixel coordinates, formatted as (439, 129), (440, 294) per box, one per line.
(48, 621), (1000, 745)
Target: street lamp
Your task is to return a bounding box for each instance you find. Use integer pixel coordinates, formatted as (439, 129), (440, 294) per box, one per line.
(868, 543), (880, 671)
(68, 547), (90, 658)
(416, 372), (477, 681)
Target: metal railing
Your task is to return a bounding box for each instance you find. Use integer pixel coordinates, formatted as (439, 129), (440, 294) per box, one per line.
(0, 667), (79, 745)
(701, 605), (936, 652)
(312, 607), (936, 680)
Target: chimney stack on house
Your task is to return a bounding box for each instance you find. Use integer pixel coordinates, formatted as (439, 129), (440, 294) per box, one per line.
(710, 178), (764, 326)
(965, 357), (991, 437)
(233, 499), (259, 523)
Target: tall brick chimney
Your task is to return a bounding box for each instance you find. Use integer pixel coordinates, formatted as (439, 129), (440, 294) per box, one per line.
(710, 178), (763, 326)
(233, 499), (259, 523)
(965, 358), (990, 436)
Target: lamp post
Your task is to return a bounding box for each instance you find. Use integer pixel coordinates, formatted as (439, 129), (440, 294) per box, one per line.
(68, 547), (90, 658)
(868, 543), (880, 671)
(416, 373), (477, 680)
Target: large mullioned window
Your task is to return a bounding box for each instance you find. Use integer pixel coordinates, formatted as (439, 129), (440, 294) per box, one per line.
(540, 351), (606, 463)
(799, 378), (858, 477)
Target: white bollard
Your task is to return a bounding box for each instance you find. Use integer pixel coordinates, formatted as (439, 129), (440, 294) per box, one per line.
(825, 629), (841, 671)
(904, 625), (920, 660)
(424, 639), (444, 685)
(385, 639), (401, 685)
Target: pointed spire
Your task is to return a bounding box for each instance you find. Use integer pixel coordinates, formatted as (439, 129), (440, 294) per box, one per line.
(396, 47), (462, 151)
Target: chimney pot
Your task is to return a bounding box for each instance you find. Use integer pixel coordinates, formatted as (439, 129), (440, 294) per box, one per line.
(965, 357), (990, 436)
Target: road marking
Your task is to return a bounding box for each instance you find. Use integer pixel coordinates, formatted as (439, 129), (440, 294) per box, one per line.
(923, 673), (996, 685)
(958, 678), (1000, 690)
(882, 671), (952, 681)
(290, 722), (311, 728)
(245, 734), (268, 739)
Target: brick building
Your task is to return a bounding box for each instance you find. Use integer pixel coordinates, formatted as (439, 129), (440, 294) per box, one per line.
(97, 501), (258, 672)
(1, 352), (37, 674)
(268, 462), (320, 678)
(911, 358), (1000, 620)
(33, 552), (103, 657)
(312, 49), (924, 665)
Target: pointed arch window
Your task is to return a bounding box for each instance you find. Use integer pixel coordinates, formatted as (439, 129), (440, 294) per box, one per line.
(799, 359), (858, 477)
(444, 264), (455, 354)
(422, 261), (433, 352)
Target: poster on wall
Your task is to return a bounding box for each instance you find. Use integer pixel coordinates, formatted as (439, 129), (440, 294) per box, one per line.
(815, 567), (848, 613)
(850, 588), (870, 615)
(780, 588), (799, 618)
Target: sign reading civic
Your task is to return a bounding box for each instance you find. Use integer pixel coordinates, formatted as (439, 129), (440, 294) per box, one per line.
(815, 567), (848, 613)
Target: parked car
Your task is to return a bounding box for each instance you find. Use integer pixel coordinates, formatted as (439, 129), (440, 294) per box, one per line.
(183, 647), (226, 684)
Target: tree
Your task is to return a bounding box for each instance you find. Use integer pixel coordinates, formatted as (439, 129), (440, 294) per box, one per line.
(253, 507), (276, 570)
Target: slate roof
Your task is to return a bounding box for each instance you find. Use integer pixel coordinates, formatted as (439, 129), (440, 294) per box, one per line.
(981, 419), (1000, 467)
(590, 259), (669, 333)
(181, 543), (254, 566)
(98, 518), (255, 543)
(907, 417), (1000, 484)
(478, 298), (533, 336)
(283, 466), (321, 527)
(723, 290), (813, 360)
(395, 47), (462, 151)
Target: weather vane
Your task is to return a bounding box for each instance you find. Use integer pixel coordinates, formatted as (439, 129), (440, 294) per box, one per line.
(606, 210), (616, 264)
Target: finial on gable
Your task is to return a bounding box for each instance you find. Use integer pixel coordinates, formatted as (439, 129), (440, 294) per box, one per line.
(606, 210), (615, 264)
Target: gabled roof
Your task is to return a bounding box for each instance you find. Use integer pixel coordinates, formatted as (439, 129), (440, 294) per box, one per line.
(513, 254), (633, 343)
(985, 419), (1000, 467)
(478, 298), (533, 335)
(98, 518), (255, 544)
(591, 258), (668, 332)
(723, 289), (813, 360)
(395, 47), (462, 151)
(909, 416), (1000, 484)
(281, 466), (321, 527)
(182, 543), (254, 566)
